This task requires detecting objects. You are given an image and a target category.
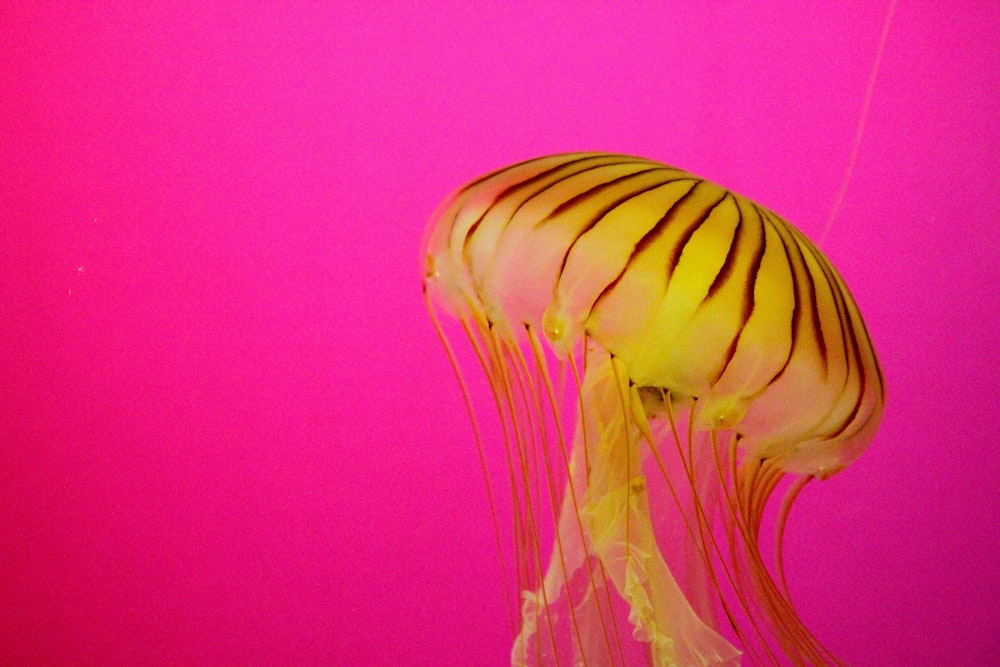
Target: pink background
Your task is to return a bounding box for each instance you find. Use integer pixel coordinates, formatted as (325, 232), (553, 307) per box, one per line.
(2, 2), (998, 665)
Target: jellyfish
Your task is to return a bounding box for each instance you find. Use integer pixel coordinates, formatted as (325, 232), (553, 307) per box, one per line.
(421, 153), (884, 666)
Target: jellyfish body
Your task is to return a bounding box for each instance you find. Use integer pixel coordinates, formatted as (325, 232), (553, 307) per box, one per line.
(422, 153), (884, 666)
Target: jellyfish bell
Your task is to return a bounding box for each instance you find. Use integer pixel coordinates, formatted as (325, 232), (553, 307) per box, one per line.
(422, 152), (884, 667)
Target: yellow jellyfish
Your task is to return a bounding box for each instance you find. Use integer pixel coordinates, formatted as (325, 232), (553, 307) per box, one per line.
(422, 153), (884, 667)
